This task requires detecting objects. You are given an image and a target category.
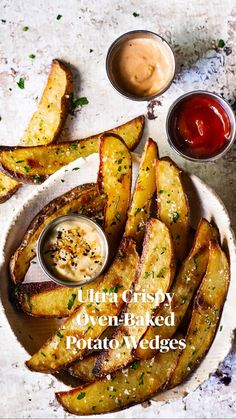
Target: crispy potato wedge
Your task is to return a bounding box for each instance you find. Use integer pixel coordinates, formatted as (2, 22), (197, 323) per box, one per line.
(0, 116), (144, 183)
(68, 354), (98, 382)
(124, 138), (158, 245)
(98, 134), (132, 244)
(157, 158), (190, 261)
(167, 241), (229, 388)
(26, 238), (139, 372)
(0, 60), (73, 202)
(19, 59), (73, 146)
(135, 218), (218, 359)
(56, 341), (181, 415)
(0, 174), (20, 203)
(94, 218), (175, 376)
(13, 277), (103, 318)
(10, 183), (104, 284)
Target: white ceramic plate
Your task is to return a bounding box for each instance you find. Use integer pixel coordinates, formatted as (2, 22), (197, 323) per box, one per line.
(0, 153), (236, 410)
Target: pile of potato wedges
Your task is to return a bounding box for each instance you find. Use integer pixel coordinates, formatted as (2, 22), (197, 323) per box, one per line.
(5, 61), (229, 415)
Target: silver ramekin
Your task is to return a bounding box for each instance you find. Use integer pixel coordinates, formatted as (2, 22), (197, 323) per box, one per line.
(166, 90), (236, 162)
(106, 30), (176, 101)
(37, 214), (109, 287)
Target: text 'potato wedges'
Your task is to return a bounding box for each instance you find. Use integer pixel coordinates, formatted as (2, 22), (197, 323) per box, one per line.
(135, 218), (217, 359)
(0, 116), (144, 183)
(125, 138), (158, 245)
(94, 218), (175, 376)
(0, 59), (73, 202)
(56, 342), (181, 415)
(10, 183), (104, 284)
(167, 240), (229, 389)
(26, 238), (139, 372)
(98, 134), (132, 245)
(157, 158), (190, 261)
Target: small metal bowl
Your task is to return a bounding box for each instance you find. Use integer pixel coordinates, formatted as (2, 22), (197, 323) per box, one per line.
(37, 215), (109, 287)
(166, 90), (236, 162)
(106, 30), (176, 101)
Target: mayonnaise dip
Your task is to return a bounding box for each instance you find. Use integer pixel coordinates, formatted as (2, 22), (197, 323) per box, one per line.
(43, 218), (106, 283)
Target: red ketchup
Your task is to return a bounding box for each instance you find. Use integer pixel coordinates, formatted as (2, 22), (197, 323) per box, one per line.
(169, 94), (231, 159)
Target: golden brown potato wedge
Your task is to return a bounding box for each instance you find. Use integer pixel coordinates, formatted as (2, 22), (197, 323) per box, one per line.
(167, 241), (229, 388)
(56, 341), (181, 415)
(13, 276), (103, 318)
(0, 60), (73, 202)
(0, 174), (20, 203)
(68, 354), (98, 382)
(19, 59), (73, 146)
(94, 218), (175, 376)
(0, 116), (144, 183)
(26, 238), (139, 373)
(98, 134), (132, 244)
(135, 218), (218, 359)
(10, 183), (104, 284)
(157, 158), (190, 261)
(124, 138), (158, 245)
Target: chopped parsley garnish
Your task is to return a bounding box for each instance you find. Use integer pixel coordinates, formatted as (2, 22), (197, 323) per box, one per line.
(77, 392), (86, 400)
(23, 165), (30, 172)
(156, 267), (166, 278)
(218, 39), (225, 48)
(67, 293), (76, 310)
(139, 372), (145, 385)
(24, 292), (32, 311)
(100, 193), (107, 199)
(133, 12), (140, 17)
(1, 19), (6, 23)
(115, 212), (121, 221)
(16, 160), (24, 163)
(172, 211), (180, 223)
(22, 26), (29, 31)
(90, 49), (93, 53)
(69, 143), (78, 150)
(72, 167), (80, 171)
(134, 207), (141, 216)
(57, 331), (63, 339)
(41, 351), (46, 357)
(72, 96), (89, 109)
(56, 14), (62, 20)
(131, 360), (139, 369)
(17, 77), (25, 89)
(28, 54), (35, 59)
(33, 175), (42, 184)
(109, 284), (122, 293)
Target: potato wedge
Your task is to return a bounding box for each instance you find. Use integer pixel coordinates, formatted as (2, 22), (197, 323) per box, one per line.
(13, 276), (103, 318)
(0, 116), (144, 183)
(10, 183), (104, 284)
(124, 138), (158, 245)
(94, 218), (175, 376)
(0, 174), (20, 203)
(98, 134), (132, 244)
(56, 341), (181, 415)
(157, 158), (190, 261)
(26, 238), (139, 372)
(167, 241), (229, 388)
(19, 59), (73, 146)
(68, 354), (98, 382)
(135, 218), (218, 359)
(0, 60), (73, 202)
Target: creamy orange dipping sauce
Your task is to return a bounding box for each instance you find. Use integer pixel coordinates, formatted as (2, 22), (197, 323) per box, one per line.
(111, 37), (175, 97)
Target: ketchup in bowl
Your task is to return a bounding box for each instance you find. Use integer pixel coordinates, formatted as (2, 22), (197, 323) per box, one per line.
(167, 92), (235, 161)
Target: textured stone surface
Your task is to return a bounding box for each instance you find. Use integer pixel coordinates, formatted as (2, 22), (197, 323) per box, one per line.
(0, 0), (235, 418)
